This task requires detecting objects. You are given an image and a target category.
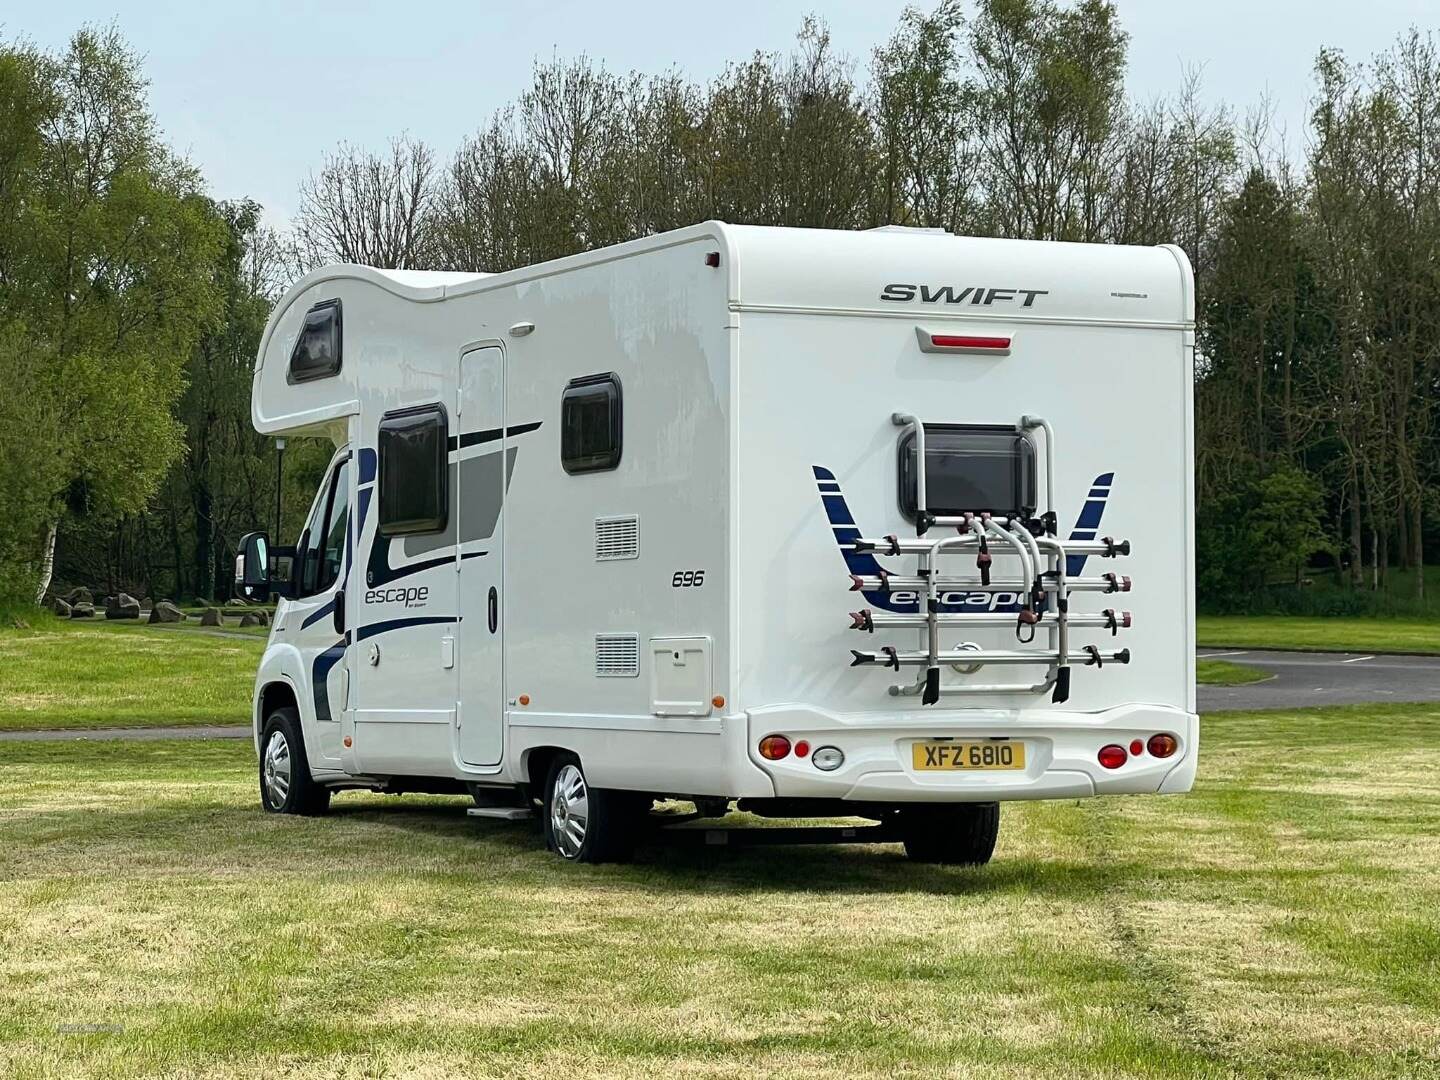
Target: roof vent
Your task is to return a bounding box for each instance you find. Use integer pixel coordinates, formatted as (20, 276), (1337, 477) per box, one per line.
(595, 515), (639, 561)
(595, 634), (640, 678)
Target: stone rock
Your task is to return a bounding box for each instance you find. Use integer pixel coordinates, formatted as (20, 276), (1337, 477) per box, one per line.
(199, 607), (222, 626)
(239, 612), (263, 627)
(148, 600), (186, 624)
(253, 608), (270, 626)
(63, 586), (93, 607)
(105, 592), (141, 620)
(70, 603), (95, 619)
(54, 598), (72, 617)
(226, 597), (250, 607)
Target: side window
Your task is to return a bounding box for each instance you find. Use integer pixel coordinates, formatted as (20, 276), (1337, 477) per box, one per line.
(317, 458), (351, 592)
(297, 456), (350, 598)
(378, 405), (448, 535)
(560, 373), (622, 474)
(288, 299), (342, 383)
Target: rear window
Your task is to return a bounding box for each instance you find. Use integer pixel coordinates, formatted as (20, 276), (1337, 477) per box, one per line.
(378, 405), (448, 535)
(899, 425), (1037, 520)
(287, 299), (342, 383)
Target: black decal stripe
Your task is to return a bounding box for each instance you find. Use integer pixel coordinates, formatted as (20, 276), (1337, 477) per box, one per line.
(447, 420), (543, 452)
(300, 597), (335, 630)
(356, 616), (454, 642)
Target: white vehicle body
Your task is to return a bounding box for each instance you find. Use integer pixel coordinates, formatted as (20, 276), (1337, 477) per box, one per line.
(247, 222), (1196, 834)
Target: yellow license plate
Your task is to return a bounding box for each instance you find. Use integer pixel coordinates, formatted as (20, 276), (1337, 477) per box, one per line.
(912, 741), (1025, 771)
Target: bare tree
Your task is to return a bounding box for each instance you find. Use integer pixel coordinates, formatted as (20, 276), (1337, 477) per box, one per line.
(292, 135), (437, 271)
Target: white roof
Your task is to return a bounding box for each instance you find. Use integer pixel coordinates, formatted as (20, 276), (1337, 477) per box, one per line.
(370, 268), (490, 290)
(273, 223), (1192, 331)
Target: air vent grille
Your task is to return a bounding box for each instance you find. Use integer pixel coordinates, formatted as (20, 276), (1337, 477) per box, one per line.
(595, 633), (640, 677)
(595, 515), (639, 561)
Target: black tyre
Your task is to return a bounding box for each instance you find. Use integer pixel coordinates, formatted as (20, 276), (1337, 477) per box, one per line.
(898, 803), (999, 865)
(259, 707), (331, 816)
(542, 753), (638, 863)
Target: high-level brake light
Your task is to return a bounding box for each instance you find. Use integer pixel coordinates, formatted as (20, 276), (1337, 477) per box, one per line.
(930, 334), (1012, 350)
(915, 326), (1015, 355)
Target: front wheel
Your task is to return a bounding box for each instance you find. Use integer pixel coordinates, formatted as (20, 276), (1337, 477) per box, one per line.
(542, 754), (638, 863)
(897, 803), (999, 865)
(259, 707), (331, 816)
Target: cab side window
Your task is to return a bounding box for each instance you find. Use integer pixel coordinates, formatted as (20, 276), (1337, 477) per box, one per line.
(297, 456), (351, 597)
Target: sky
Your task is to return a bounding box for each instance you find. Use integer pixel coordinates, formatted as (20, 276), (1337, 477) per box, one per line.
(10, 0), (1439, 226)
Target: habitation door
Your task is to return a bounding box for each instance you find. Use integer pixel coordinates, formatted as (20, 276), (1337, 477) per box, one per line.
(456, 345), (506, 767)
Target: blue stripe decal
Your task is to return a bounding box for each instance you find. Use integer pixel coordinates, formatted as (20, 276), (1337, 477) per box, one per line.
(1066, 475), (1114, 578)
(358, 448), (377, 485)
(312, 636), (348, 724)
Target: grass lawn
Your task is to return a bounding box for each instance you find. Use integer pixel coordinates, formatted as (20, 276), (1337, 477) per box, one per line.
(1198, 614), (1440, 655)
(1194, 658), (1270, 686)
(0, 619), (263, 732)
(2, 706), (1438, 1078)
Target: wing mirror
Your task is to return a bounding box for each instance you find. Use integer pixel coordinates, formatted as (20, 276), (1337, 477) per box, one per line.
(236, 531), (272, 602)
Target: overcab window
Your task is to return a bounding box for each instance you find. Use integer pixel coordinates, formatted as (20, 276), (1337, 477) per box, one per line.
(561, 373), (623, 474)
(287, 299), (342, 383)
(378, 405), (448, 535)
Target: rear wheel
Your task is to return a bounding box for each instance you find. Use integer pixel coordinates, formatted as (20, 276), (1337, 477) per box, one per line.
(542, 754), (638, 863)
(898, 803), (999, 865)
(259, 707), (331, 816)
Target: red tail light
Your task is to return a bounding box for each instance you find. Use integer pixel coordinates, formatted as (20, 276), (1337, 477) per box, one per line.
(1147, 733), (1178, 758)
(793, 740), (811, 758)
(1129, 739), (1144, 756)
(759, 735), (791, 760)
(1097, 744), (1128, 769)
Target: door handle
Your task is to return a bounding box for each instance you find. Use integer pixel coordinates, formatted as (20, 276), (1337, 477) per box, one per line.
(488, 586), (498, 633)
(333, 587), (346, 634)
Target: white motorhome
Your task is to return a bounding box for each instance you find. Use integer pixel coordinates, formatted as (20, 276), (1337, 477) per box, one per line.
(238, 222), (1196, 864)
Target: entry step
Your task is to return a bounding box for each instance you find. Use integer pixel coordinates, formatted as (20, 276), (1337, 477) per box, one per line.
(466, 806), (534, 821)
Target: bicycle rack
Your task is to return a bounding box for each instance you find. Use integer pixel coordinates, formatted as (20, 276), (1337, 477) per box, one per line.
(843, 413), (1133, 705)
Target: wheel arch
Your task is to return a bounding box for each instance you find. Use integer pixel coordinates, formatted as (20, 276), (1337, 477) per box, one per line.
(521, 745), (575, 805)
(256, 679), (300, 746)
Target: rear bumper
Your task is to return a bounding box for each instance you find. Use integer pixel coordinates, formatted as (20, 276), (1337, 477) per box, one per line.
(744, 702), (1198, 802)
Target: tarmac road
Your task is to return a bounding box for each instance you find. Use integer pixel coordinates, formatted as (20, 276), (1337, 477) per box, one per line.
(1199, 649), (1440, 712)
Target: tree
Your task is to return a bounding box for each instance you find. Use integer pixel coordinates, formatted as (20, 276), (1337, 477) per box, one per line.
(0, 26), (224, 604)
(969, 0), (1129, 241)
(292, 135), (438, 271)
(871, 2), (981, 232)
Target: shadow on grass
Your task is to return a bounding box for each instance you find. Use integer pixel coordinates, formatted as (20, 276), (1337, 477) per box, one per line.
(324, 798), (1124, 899)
